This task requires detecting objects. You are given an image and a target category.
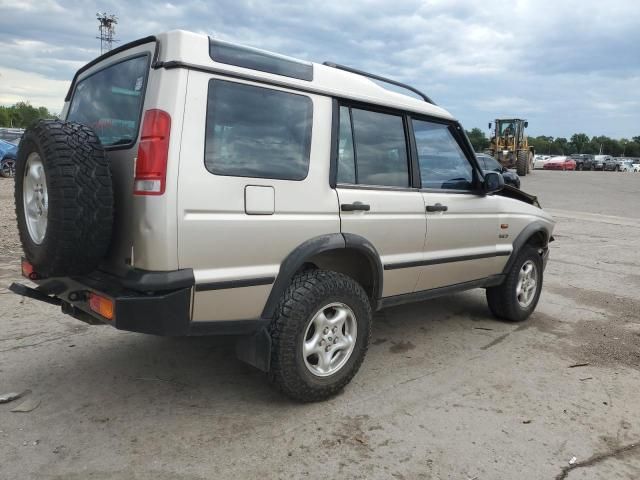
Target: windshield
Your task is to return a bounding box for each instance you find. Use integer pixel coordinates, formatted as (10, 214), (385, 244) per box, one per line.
(67, 55), (149, 147)
(484, 155), (502, 172)
(0, 139), (16, 154)
(499, 121), (516, 135)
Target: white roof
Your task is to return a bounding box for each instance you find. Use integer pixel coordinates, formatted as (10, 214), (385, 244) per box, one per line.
(156, 30), (454, 121)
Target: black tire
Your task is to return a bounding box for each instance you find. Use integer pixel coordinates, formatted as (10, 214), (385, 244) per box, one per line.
(15, 120), (113, 277)
(516, 150), (528, 176)
(486, 245), (543, 322)
(269, 270), (372, 402)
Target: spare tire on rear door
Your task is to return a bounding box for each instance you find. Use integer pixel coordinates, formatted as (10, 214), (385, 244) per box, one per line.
(15, 120), (113, 277)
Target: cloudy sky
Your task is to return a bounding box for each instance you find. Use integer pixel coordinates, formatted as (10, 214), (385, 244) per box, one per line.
(0, 0), (638, 138)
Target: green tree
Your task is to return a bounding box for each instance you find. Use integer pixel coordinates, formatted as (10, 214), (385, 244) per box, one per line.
(552, 137), (569, 154)
(466, 128), (489, 152)
(0, 106), (10, 127)
(570, 133), (590, 154)
(0, 102), (56, 128)
(529, 135), (554, 155)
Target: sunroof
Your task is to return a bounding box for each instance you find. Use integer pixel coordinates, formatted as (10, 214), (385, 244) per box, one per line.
(209, 38), (313, 81)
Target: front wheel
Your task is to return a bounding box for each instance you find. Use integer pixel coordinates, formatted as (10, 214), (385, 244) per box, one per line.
(269, 270), (372, 402)
(516, 151), (528, 176)
(486, 245), (543, 322)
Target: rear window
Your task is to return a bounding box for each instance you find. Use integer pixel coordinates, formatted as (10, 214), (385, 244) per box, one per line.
(67, 55), (149, 147)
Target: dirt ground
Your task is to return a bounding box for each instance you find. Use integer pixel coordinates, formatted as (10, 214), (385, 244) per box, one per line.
(1, 171), (639, 479)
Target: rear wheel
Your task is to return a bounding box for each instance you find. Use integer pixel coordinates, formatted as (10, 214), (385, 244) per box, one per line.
(269, 270), (372, 402)
(516, 151), (528, 176)
(486, 245), (543, 322)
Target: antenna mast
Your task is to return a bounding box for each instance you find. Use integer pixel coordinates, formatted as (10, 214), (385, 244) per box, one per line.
(96, 12), (119, 54)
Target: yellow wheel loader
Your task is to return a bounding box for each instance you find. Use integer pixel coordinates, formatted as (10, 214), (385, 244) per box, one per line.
(487, 119), (535, 176)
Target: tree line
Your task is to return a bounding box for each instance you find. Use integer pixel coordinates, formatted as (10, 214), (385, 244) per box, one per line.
(0, 102), (57, 129)
(467, 128), (640, 157)
(2, 102), (639, 157)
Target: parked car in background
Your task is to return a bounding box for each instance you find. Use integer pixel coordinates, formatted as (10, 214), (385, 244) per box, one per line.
(593, 155), (610, 170)
(533, 155), (551, 169)
(569, 154), (595, 171)
(543, 156), (576, 171)
(476, 153), (520, 188)
(603, 157), (622, 171)
(620, 160), (636, 172)
(0, 139), (17, 177)
(0, 128), (24, 144)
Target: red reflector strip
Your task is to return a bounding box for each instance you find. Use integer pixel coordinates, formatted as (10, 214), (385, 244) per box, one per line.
(21, 259), (34, 278)
(89, 293), (115, 321)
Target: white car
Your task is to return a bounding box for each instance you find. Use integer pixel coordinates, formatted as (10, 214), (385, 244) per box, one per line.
(10, 30), (555, 401)
(533, 155), (551, 169)
(620, 160), (637, 172)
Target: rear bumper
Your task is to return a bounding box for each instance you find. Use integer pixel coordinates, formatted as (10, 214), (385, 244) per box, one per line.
(11, 267), (267, 337)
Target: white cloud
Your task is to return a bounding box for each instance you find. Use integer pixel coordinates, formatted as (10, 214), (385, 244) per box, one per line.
(0, 67), (68, 113)
(0, 0), (638, 136)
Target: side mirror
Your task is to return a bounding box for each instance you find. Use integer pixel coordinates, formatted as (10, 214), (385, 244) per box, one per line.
(482, 171), (504, 194)
(488, 122), (492, 130)
(524, 121), (529, 128)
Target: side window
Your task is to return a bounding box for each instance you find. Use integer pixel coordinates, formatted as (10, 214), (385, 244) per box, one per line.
(349, 108), (409, 187)
(336, 106), (355, 184)
(413, 119), (474, 190)
(205, 80), (313, 180)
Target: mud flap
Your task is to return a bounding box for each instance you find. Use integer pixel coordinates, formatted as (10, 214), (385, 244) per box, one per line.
(235, 327), (272, 372)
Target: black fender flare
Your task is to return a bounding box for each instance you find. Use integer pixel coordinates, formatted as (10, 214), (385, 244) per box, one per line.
(503, 221), (551, 274)
(260, 233), (383, 319)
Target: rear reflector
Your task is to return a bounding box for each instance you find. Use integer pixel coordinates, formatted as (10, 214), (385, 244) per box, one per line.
(21, 259), (34, 278)
(134, 109), (171, 195)
(89, 293), (115, 320)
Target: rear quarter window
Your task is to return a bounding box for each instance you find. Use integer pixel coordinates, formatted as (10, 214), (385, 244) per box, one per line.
(67, 55), (149, 148)
(204, 80), (313, 181)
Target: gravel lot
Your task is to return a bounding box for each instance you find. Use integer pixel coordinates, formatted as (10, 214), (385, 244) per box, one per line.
(1, 171), (639, 479)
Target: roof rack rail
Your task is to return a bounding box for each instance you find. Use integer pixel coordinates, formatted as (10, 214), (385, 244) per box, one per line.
(322, 61), (435, 105)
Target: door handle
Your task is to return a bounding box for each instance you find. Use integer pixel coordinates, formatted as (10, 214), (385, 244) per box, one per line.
(341, 202), (371, 212)
(426, 203), (448, 212)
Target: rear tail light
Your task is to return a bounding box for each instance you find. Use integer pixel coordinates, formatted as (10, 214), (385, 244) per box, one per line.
(88, 292), (114, 320)
(21, 258), (41, 280)
(134, 109), (171, 195)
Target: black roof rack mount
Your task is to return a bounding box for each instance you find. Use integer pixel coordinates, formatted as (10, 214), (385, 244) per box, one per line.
(323, 61), (435, 105)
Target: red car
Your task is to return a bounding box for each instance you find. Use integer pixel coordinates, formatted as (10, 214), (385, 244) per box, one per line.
(543, 156), (576, 171)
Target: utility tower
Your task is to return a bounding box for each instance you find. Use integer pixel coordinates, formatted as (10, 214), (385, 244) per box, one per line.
(96, 12), (118, 54)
